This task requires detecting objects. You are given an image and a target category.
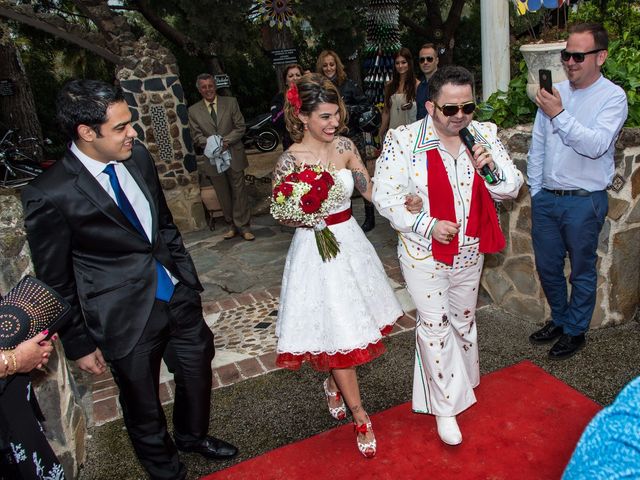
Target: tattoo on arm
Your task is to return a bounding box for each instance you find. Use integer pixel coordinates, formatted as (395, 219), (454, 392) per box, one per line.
(344, 137), (370, 194)
(336, 136), (353, 155)
(352, 170), (368, 194)
(273, 152), (296, 185)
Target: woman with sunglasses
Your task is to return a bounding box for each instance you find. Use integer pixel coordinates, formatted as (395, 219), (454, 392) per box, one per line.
(373, 65), (523, 446)
(378, 47), (420, 142)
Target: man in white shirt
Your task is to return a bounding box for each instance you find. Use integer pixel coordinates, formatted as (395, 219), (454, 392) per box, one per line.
(22, 79), (238, 480)
(373, 66), (522, 446)
(527, 23), (628, 360)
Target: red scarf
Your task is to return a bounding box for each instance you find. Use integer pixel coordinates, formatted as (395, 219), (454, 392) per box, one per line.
(426, 147), (505, 265)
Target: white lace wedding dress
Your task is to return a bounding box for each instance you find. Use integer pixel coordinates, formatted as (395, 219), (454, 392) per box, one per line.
(276, 168), (403, 371)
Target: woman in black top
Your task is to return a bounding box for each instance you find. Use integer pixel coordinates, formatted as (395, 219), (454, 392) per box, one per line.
(0, 332), (61, 479)
(316, 50), (376, 232)
(271, 64), (304, 151)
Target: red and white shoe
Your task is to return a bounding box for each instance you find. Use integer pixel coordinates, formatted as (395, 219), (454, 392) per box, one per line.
(354, 418), (376, 458)
(323, 378), (347, 420)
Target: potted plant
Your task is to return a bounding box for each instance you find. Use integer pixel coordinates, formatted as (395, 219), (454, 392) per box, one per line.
(514, 0), (571, 101)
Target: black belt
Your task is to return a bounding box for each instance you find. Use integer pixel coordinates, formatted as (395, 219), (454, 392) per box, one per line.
(543, 188), (592, 197)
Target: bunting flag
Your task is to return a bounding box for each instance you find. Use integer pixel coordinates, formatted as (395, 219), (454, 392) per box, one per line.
(513, 0), (565, 14)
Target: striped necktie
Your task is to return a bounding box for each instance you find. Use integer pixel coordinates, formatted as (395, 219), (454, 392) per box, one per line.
(103, 164), (175, 302)
(210, 102), (217, 126)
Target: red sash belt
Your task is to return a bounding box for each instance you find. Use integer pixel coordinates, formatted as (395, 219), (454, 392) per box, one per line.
(325, 208), (352, 226)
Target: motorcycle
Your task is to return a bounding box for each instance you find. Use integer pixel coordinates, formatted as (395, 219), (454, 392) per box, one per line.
(0, 129), (50, 189)
(348, 104), (383, 160)
(242, 113), (280, 153)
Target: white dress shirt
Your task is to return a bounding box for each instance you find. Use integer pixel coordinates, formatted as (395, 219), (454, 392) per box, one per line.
(71, 142), (176, 283)
(527, 75), (628, 196)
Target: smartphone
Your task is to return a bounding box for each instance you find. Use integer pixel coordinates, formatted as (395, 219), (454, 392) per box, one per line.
(539, 69), (553, 94)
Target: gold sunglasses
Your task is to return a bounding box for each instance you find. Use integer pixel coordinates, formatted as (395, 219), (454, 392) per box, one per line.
(433, 101), (476, 117)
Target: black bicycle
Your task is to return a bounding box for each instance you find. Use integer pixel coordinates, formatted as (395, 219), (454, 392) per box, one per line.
(0, 129), (44, 189)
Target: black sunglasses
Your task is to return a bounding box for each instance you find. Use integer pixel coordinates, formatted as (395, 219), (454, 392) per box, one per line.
(419, 56), (435, 64)
(433, 101), (476, 117)
(560, 48), (603, 63)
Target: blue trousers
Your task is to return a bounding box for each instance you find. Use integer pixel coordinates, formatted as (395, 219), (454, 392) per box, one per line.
(531, 189), (607, 336)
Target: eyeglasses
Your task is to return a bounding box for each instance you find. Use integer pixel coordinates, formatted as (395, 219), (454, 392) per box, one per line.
(433, 101), (476, 117)
(560, 49), (603, 63)
(419, 56), (435, 64)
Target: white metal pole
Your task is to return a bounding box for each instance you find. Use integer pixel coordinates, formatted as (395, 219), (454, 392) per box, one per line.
(480, 0), (511, 100)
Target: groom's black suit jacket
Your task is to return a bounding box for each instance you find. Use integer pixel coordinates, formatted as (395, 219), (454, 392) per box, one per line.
(22, 143), (203, 361)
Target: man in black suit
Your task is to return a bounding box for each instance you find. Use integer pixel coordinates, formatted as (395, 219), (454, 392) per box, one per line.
(21, 79), (237, 480)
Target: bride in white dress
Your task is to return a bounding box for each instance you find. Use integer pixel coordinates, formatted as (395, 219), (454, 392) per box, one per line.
(272, 73), (422, 458)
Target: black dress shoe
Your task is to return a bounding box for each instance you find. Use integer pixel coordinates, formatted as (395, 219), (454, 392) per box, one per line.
(176, 436), (238, 460)
(529, 321), (564, 344)
(548, 333), (586, 360)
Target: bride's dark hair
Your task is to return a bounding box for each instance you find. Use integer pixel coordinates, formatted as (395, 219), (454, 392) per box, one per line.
(284, 73), (348, 143)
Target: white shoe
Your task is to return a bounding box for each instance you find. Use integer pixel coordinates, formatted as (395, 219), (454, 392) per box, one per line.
(436, 416), (462, 446)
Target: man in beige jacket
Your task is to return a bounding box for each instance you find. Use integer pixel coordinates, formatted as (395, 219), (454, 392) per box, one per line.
(188, 74), (254, 240)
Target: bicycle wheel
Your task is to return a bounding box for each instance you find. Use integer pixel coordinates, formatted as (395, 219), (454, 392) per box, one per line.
(255, 128), (280, 152)
(0, 163), (38, 189)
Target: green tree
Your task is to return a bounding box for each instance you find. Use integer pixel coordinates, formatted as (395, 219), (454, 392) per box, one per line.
(399, 0), (471, 65)
(478, 0), (640, 128)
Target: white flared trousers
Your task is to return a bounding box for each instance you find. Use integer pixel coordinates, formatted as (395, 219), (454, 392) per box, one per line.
(400, 249), (483, 416)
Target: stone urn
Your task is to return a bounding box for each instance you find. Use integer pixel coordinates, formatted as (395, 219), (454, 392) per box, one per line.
(519, 41), (567, 102)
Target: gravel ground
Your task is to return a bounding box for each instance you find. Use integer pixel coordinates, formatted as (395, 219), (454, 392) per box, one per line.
(79, 305), (640, 480)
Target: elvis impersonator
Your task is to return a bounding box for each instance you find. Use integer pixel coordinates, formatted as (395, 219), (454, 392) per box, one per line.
(373, 65), (523, 446)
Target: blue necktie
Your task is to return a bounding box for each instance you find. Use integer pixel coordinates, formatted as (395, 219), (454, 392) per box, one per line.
(103, 164), (175, 302)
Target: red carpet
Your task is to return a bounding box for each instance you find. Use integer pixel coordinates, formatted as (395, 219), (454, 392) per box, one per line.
(202, 361), (600, 480)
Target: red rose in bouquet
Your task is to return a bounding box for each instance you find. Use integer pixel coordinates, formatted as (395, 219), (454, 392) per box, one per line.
(320, 171), (334, 186)
(298, 168), (318, 183)
(310, 179), (329, 201)
(270, 163), (345, 261)
(300, 192), (322, 213)
(273, 182), (294, 200)
(279, 182), (294, 197)
(285, 172), (300, 182)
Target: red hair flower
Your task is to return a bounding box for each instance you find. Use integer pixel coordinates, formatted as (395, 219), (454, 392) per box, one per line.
(286, 82), (302, 115)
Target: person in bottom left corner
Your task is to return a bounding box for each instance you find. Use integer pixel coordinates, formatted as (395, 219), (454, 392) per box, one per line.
(21, 79), (237, 480)
(0, 333), (60, 479)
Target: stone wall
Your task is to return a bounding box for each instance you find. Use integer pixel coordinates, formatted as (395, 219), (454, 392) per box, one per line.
(0, 192), (85, 478)
(117, 36), (207, 233)
(483, 126), (640, 328)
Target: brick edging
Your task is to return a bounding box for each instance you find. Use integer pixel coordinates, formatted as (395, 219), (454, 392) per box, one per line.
(90, 309), (417, 426)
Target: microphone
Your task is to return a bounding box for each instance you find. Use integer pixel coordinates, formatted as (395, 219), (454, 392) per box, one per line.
(459, 127), (497, 184)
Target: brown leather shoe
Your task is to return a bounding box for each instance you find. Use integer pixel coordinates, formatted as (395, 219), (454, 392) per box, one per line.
(223, 229), (237, 240)
(241, 231), (255, 241)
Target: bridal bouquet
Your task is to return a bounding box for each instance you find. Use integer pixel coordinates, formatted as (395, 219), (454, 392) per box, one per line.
(271, 164), (345, 261)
